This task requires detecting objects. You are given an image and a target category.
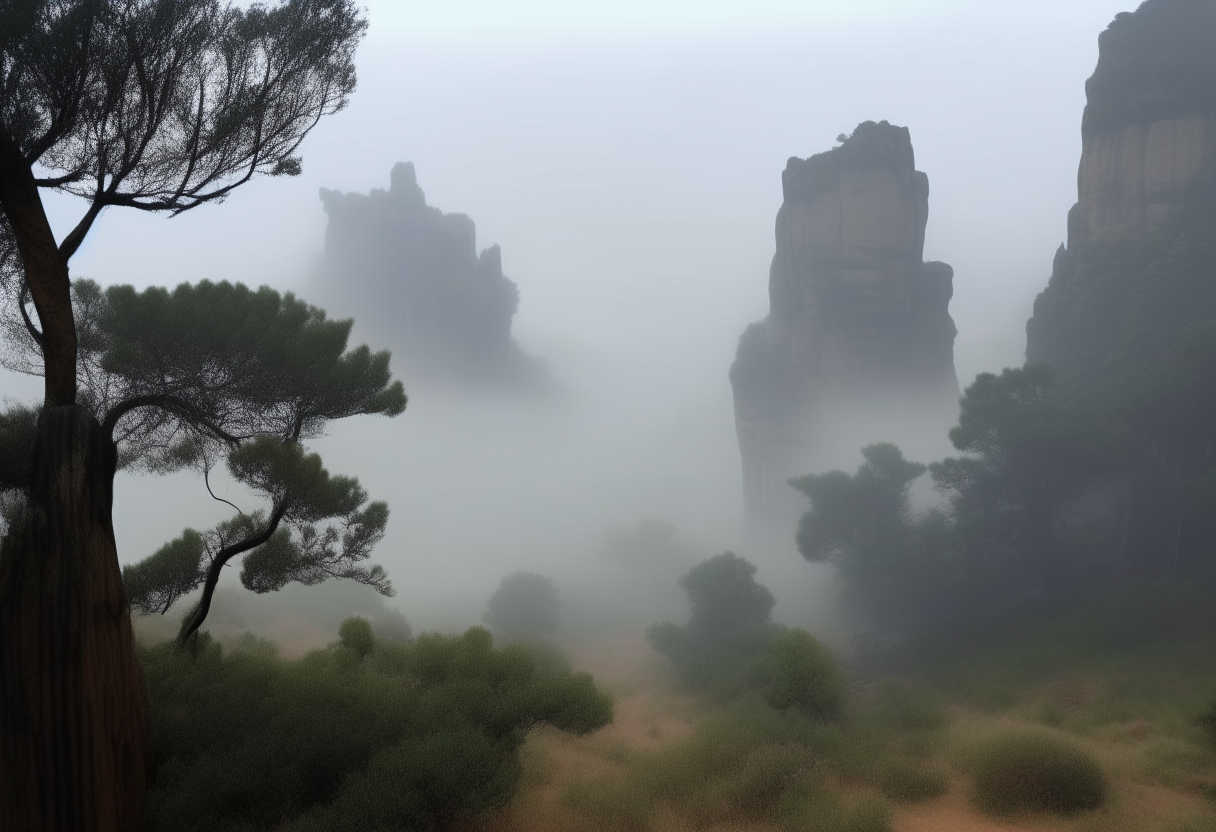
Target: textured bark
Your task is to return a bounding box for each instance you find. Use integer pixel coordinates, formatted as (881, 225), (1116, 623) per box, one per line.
(0, 406), (148, 830)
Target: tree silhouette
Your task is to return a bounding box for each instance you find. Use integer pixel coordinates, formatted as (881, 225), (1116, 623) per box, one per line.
(483, 572), (560, 642)
(0, 1), (367, 826)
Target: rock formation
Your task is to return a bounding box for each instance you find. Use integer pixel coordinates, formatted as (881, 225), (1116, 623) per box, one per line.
(1026, 0), (1216, 373)
(731, 121), (958, 521)
(315, 162), (543, 386)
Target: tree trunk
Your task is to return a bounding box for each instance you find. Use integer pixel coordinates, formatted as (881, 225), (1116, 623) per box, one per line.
(0, 406), (148, 830)
(0, 133), (77, 408)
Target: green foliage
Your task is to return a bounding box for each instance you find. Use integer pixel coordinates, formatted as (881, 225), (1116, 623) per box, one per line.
(69, 278), (407, 469)
(932, 365), (1109, 592)
(792, 445), (960, 631)
(483, 572), (561, 642)
(791, 443), (925, 571)
(141, 627), (612, 831)
(760, 629), (845, 721)
(122, 530), (206, 616)
(338, 616), (375, 658)
(647, 553), (778, 696)
(970, 731), (1107, 816)
(563, 700), (902, 832)
(123, 438), (392, 621)
(92, 279), (406, 638)
(681, 552), (775, 639)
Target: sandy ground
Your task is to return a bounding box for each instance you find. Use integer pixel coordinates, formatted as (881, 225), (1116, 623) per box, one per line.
(468, 635), (1216, 832)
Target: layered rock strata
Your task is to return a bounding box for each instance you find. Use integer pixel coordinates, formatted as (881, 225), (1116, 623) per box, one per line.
(316, 162), (541, 385)
(1026, 0), (1216, 372)
(731, 121), (958, 521)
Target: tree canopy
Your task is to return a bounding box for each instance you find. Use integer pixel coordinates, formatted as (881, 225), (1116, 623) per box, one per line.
(0, 2), (370, 825)
(29, 278), (411, 643)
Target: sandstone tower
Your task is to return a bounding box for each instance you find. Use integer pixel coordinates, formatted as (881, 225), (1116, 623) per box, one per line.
(731, 121), (958, 521)
(316, 162), (543, 387)
(1026, 0), (1216, 374)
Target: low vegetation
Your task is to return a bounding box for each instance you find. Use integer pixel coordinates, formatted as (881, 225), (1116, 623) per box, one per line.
(969, 730), (1108, 816)
(141, 622), (612, 831)
(560, 701), (899, 832)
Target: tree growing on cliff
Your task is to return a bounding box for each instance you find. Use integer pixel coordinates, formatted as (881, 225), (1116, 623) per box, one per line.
(0, 1), (367, 826)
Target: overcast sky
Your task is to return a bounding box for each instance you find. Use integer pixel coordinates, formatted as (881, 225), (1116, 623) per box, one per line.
(13, 0), (1141, 628)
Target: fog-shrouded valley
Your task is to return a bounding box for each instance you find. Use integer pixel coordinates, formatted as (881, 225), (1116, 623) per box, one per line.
(3, 1), (1216, 830)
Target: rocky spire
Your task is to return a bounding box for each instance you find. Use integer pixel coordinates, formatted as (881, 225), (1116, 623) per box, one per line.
(731, 121), (958, 521)
(1026, 0), (1216, 374)
(315, 162), (543, 387)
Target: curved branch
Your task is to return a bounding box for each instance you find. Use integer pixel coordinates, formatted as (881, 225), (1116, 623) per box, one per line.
(58, 198), (106, 263)
(204, 466), (243, 516)
(102, 393), (247, 445)
(176, 500), (289, 648)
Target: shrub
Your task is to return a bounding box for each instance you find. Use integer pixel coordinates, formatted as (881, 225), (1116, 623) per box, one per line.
(141, 627), (612, 830)
(484, 572), (561, 641)
(970, 731), (1107, 816)
(338, 615), (375, 658)
(1199, 694), (1216, 749)
(761, 628), (845, 721)
(647, 552), (779, 697)
(681, 552), (775, 639)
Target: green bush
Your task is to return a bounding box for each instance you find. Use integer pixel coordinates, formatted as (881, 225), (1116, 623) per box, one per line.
(761, 628), (845, 721)
(970, 731), (1107, 816)
(647, 552), (779, 698)
(338, 615), (375, 658)
(141, 627), (612, 831)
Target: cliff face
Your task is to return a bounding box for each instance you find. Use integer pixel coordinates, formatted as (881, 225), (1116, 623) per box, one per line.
(731, 122), (958, 520)
(1073, 113), (1216, 247)
(316, 162), (541, 385)
(1027, 0), (1216, 373)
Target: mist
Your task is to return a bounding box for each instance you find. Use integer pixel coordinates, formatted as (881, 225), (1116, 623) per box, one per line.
(6, 1), (1134, 640)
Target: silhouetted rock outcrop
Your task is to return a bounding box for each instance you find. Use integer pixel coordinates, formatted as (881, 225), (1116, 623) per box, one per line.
(1026, 0), (1216, 373)
(731, 121), (958, 521)
(316, 163), (544, 386)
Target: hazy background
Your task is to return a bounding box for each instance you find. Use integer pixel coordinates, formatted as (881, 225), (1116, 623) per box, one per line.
(5, 0), (1135, 635)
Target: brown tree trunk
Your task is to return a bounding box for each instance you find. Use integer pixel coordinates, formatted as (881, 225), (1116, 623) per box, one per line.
(0, 406), (148, 830)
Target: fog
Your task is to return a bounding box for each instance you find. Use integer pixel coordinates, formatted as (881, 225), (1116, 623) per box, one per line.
(6, 1), (1134, 638)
